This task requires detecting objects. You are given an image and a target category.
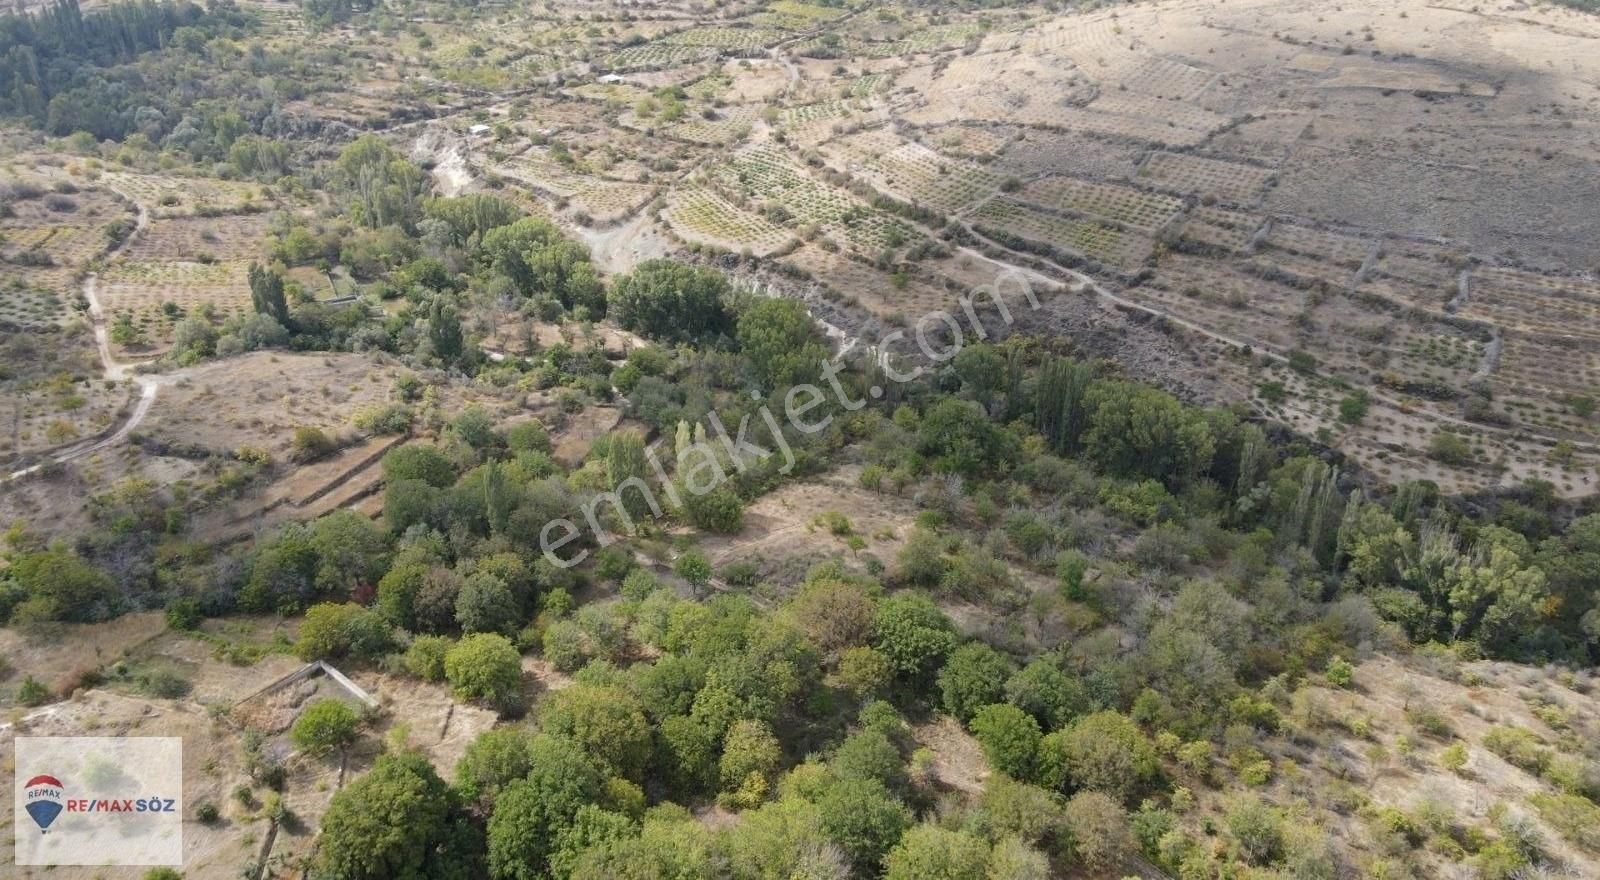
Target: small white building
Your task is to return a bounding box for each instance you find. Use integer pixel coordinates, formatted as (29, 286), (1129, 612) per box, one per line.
(469, 123), (492, 137)
(597, 74), (627, 85)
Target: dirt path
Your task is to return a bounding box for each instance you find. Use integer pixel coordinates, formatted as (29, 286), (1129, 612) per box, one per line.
(5, 189), (173, 482)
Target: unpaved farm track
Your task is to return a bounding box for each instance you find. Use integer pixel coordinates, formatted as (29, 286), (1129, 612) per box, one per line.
(5, 188), (176, 482)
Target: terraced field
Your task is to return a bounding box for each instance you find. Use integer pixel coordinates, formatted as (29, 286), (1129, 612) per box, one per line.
(394, 0), (1600, 495)
(100, 172), (267, 217)
(663, 186), (794, 256)
(0, 273), (75, 330)
(711, 145), (927, 256)
(973, 197), (1154, 274)
(99, 260), (251, 354)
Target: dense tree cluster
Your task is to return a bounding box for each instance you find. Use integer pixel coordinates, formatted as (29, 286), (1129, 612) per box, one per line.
(0, 0), (256, 139)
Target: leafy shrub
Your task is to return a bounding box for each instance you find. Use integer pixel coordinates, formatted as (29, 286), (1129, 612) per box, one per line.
(290, 426), (337, 463)
(1529, 792), (1600, 852)
(17, 675), (50, 706)
(1324, 656), (1353, 688)
(165, 598), (202, 631)
(1481, 726), (1549, 775)
(403, 635), (453, 681)
(135, 665), (192, 699)
(295, 603), (395, 662)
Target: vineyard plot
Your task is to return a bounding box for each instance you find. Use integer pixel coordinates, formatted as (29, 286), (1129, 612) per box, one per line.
(662, 186), (794, 256)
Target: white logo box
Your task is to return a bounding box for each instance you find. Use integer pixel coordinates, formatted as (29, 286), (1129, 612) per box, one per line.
(14, 736), (183, 866)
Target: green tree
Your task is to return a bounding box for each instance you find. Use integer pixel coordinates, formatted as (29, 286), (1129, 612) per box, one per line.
(335, 135), (425, 229)
(403, 635), (452, 682)
(538, 684), (653, 783)
(1226, 796), (1285, 865)
(836, 646), (894, 699)
(548, 805), (635, 879)
(444, 633), (524, 713)
(969, 704), (1041, 779)
(295, 602), (395, 662)
(5, 546), (115, 622)
(1428, 430), (1473, 466)
(883, 825), (990, 880)
(307, 510), (392, 598)
(604, 431), (654, 523)
(1056, 550), (1094, 601)
(978, 774), (1064, 846)
(229, 134), (289, 179)
(427, 299), (463, 363)
(985, 837), (1050, 880)
(290, 699), (360, 756)
(1338, 390), (1370, 425)
(1062, 790), (1132, 870)
(1448, 534), (1550, 653)
(453, 406), (500, 451)
(832, 728), (906, 791)
(477, 217), (603, 312)
(1324, 656), (1354, 688)
(736, 297), (824, 389)
(383, 481), (441, 534)
(376, 559), (431, 630)
(382, 445), (457, 488)
(312, 750), (482, 880)
(938, 642), (1015, 724)
(953, 343), (1005, 413)
(873, 593), (956, 680)
(1034, 356), (1096, 454)
(607, 260), (732, 344)
(541, 620), (588, 673)
(248, 262), (290, 328)
(719, 719), (782, 808)
(1082, 381), (1215, 485)
(675, 550), (712, 600)
(1038, 711), (1159, 803)
(506, 419), (551, 454)
(817, 777), (912, 873)
(788, 576), (877, 658)
(680, 485), (744, 534)
(455, 573), (519, 636)
(918, 398), (1018, 475)
(454, 727), (538, 808)
(424, 194), (522, 247)
(567, 811), (715, 878)
(485, 735), (602, 879)
(1005, 659), (1088, 730)
(658, 715), (718, 795)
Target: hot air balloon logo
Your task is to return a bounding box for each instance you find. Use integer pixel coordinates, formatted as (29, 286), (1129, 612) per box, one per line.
(23, 775), (64, 833)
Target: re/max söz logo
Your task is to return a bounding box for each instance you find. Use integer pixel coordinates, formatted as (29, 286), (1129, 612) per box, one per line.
(23, 774), (177, 833)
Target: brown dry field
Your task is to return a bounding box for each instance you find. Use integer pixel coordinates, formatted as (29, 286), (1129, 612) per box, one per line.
(0, 350), (615, 545)
(0, 614), (497, 880)
(696, 463), (917, 588)
(1246, 654), (1600, 877)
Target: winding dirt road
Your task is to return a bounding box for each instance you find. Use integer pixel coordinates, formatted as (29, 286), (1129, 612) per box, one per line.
(5, 190), (169, 482)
